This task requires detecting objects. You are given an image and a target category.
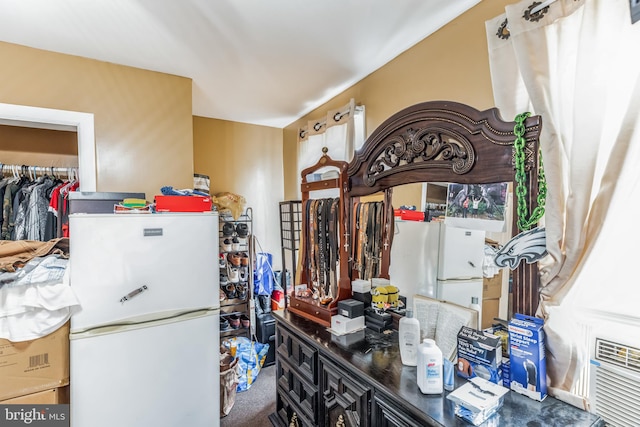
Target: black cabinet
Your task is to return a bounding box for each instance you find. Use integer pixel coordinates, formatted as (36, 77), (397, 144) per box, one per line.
(320, 356), (371, 427)
(372, 393), (432, 427)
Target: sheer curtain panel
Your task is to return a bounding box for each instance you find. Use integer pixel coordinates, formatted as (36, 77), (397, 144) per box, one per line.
(486, 0), (640, 407)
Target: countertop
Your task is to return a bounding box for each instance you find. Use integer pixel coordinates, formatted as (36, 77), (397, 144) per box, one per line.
(272, 309), (604, 427)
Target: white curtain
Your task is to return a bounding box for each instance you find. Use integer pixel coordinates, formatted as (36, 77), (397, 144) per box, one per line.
(487, 0), (640, 406)
(297, 99), (365, 196)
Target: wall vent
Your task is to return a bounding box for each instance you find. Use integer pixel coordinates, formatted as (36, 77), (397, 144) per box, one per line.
(590, 338), (640, 426)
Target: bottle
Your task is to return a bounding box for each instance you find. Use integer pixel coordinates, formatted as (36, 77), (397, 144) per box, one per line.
(399, 309), (421, 366)
(417, 338), (443, 394)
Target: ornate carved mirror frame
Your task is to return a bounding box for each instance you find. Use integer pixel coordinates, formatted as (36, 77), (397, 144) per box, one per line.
(344, 101), (542, 316)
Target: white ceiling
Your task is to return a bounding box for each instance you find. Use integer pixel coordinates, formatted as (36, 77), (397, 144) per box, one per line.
(0, 0), (480, 128)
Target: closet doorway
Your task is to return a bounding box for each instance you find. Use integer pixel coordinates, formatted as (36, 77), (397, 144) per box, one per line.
(0, 102), (96, 191)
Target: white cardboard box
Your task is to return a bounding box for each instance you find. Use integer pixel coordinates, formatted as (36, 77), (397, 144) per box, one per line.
(331, 315), (365, 335)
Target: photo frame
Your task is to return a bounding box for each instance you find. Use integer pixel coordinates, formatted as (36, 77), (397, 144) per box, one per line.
(444, 182), (509, 232)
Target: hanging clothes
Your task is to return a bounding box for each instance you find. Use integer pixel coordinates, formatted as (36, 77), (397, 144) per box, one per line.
(0, 164), (78, 241)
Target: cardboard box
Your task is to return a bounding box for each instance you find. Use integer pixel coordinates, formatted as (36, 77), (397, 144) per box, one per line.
(483, 271), (502, 300)
(1, 386), (69, 404)
(330, 315), (365, 334)
(154, 195), (212, 212)
(481, 299), (500, 329)
(508, 313), (547, 401)
(456, 326), (503, 385)
(0, 323), (70, 401)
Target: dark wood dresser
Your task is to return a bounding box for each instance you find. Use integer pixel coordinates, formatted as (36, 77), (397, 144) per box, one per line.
(269, 309), (604, 427)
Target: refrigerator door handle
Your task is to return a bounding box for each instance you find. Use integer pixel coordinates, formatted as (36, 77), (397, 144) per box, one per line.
(120, 285), (149, 303)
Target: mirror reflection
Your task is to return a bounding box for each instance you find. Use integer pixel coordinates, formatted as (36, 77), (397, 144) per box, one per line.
(380, 182), (512, 329)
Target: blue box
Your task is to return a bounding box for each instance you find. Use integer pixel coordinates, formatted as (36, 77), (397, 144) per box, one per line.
(456, 326), (503, 385)
(508, 313), (547, 401)
(501, 359), (511, 388)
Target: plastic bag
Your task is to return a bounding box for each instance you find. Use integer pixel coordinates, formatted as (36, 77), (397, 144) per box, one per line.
(223, 337), (269, 392)
(219, 351), (239, 417)
(254, 253), (275, 296)
(212, 192), (246, 220)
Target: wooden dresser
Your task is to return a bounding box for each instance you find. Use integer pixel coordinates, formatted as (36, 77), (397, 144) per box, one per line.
(269, 310), (605, 427)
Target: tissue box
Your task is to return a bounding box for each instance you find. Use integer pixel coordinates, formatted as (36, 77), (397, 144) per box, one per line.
(456, 326), (503, 385)
(331, 315), (365, 335)
(337, 299), (365, 319)
(446, 377), (509, 426)
(508, 313), (547, 401)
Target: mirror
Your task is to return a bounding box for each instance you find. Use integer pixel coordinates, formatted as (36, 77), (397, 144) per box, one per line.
(344, 101), (542, 318)
(388, 182), (514, 327)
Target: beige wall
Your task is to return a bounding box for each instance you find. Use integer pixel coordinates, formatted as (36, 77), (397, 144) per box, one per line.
(0, 41), (194, 200)
(0, 125), (78, 168)
(193, 116), (284, 268)
(283, 0), (512, 199)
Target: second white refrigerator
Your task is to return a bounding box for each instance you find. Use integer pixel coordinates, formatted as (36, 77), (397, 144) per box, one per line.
(69, 212), (220, 427)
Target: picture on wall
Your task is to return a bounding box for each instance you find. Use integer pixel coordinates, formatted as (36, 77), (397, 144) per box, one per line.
(445, 182), (509, 232)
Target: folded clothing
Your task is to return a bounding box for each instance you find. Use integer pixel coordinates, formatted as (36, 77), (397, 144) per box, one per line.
(160, 186), (209, 197)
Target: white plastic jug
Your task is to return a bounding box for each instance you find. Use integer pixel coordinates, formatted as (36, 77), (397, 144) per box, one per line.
(417, 338), (443, 394)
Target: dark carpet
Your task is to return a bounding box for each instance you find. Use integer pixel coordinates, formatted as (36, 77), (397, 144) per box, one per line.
(221, 363), (276, 427)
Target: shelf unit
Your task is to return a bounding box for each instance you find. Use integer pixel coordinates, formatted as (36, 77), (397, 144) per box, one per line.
(278, 200), (302, 300)
(219, 207), (253, 340)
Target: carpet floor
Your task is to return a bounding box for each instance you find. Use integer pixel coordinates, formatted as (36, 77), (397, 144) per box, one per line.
(221, 363), (276, 427)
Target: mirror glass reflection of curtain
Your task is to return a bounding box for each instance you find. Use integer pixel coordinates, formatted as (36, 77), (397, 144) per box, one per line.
(487, 0), (640, 407)
(297, 99), (365, 197)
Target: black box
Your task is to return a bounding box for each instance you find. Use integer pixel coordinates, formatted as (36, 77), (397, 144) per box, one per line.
(337, 299), (365, 319)
(364, 314), (392, 328)
(364, 307), (392, 323)
(69, 191), (146, 214)
(352, 291), (372, 306)
(365, 321), (391, 333)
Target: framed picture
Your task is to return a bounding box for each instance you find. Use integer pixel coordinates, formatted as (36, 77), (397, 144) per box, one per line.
(445, 182), (509, 231)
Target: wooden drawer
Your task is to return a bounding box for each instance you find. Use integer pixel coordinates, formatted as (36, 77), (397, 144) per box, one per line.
(276, 388), (315, 427)
(320, 355), (371, 427)
(372, 392), (428, 427)
(276, 359), (318, 423)
(276, 324), (318, 384)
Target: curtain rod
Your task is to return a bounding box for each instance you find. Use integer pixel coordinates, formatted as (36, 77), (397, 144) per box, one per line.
(298, 105), (364, 139)
(531, 0), (557, 15)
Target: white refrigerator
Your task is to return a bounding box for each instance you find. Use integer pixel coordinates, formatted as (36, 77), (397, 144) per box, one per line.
(68, 212), (220, 427)
(436, 225), (485, 327)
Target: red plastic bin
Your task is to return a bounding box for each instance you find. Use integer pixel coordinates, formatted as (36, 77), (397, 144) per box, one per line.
(155, 195), (212, 212)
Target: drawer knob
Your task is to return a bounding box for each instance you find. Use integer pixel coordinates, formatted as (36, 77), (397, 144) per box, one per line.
(289, 412), (299, 427)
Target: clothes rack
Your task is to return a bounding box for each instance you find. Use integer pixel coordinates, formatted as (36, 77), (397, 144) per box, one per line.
(0, 162), (80, 241)
(1, 163), (78, 180)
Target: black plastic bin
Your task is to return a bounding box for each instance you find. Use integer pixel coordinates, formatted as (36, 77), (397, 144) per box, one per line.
(255, 312), (275, 367)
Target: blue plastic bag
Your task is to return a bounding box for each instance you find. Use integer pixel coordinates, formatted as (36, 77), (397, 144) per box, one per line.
(223, 337), (269, 392)
(254, 252), (275, 296)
